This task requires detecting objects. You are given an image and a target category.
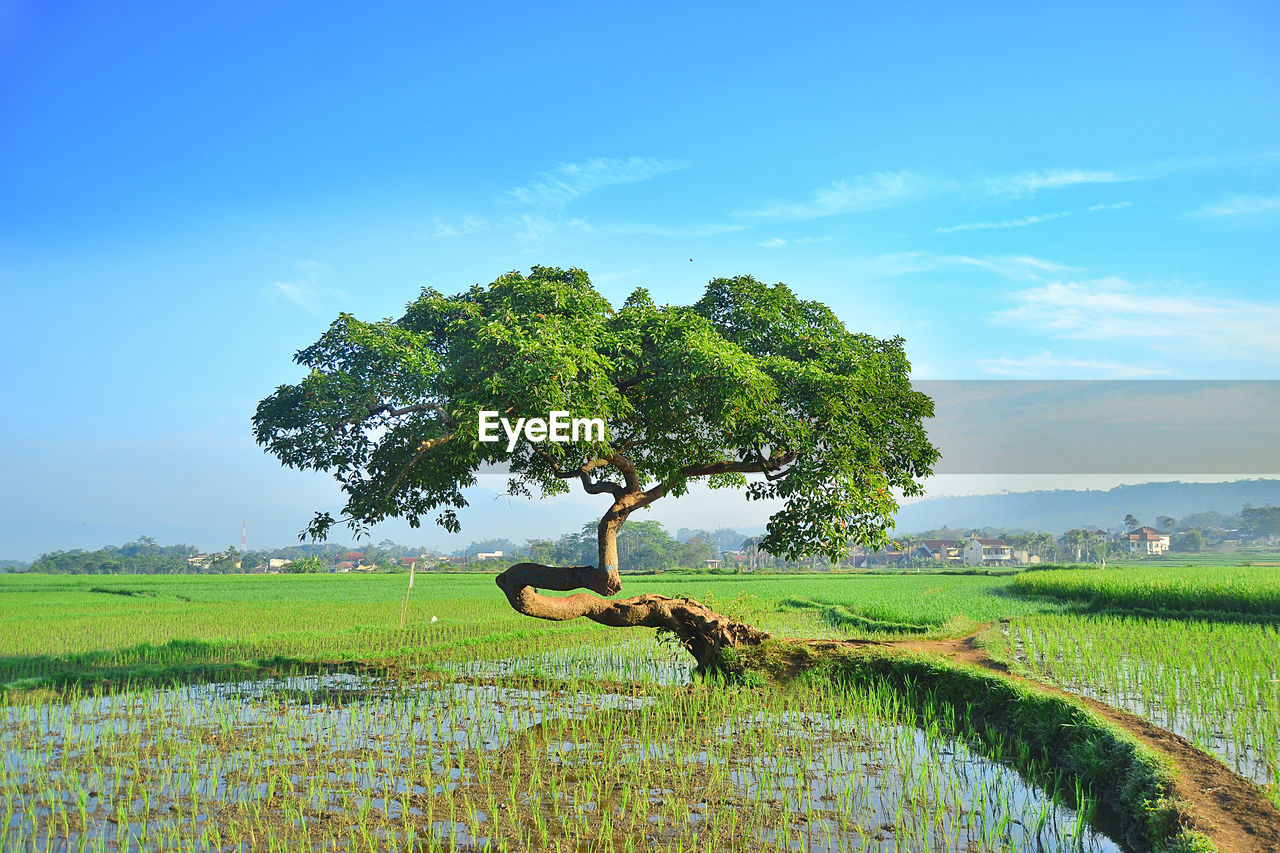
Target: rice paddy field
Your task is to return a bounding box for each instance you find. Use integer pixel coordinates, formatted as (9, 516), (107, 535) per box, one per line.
(2, 564), (1277, 851)
(1004, 565), (1280, 803)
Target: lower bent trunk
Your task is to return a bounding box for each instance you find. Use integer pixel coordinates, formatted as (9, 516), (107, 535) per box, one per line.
(493, 500), (768, 673)
(495, 561), (768, 673)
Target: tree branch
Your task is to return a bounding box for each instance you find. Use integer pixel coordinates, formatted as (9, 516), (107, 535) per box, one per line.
(385, 432), (456, 497)
(608, 452), (642, 492)
(677, 449), (799, 480)
(533, 447), (625, 498)
(629, 481), (671, 512)
(579, 472), (626, 497)
(328, 401), (454, 433)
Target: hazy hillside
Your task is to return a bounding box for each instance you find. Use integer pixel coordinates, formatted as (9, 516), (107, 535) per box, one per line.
(894, 479), (1280, 534)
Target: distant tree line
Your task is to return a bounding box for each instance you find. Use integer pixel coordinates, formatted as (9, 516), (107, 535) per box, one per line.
(30, 536), (198, 574)
(18, 503), (1279, 574)
(899, 502), (1280, 561)
(459, 523), (747, 573)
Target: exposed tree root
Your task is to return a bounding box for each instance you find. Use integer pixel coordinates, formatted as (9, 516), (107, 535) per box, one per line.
(495, 562), (769, 672)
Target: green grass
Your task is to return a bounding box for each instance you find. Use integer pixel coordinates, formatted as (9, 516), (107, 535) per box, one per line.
(0, 571), (1058, 688)
(5, 565), (1277, 850)
(1, 660), (1132, 852)
(750, 641), (1216, 853)
(4, 567), (1274, 691)
(1104, 550), (1280, 569)
(1004, 613), (1280, 802)
(622, 572), (1066, 639)
(1010, 564), (1280, 615)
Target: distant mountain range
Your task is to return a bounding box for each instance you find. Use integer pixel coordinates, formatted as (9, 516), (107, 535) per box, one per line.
(893, 479), (1280, 534)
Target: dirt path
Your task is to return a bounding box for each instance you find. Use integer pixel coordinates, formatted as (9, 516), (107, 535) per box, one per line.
(880, 628), (1280, 853)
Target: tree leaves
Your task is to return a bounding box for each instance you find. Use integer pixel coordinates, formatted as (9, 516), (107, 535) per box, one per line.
(254, 267), (938, 560)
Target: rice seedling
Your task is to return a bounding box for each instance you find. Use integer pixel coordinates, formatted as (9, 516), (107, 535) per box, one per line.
(6, 566), (1271, 849)
(1008, 613), (1280, 800)
(1, 648), (1127, 850)
(1009, 564), (1280, 615)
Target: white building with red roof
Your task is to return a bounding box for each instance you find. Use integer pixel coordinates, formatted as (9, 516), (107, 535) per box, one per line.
(1125, 526), (1171, 556)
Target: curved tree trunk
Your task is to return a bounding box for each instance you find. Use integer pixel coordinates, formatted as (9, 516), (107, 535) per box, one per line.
(495, 512), (768, 672)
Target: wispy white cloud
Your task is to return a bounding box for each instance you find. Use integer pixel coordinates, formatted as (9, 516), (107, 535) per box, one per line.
(742, 164), (1137, 222)
(510, 213), (559, 243)
(939, 199), (1136, 233)
(271, 261), (347, 314)
(755, 235), (833, 248)
(983, 169), (1133, 198)
(843, 251), (944, 279)
(945, 254), (1076, 280)
(426, 211), (743, 245)
(1192, 194), (1280, 217)
(846, 252), (1072, 282)
(430, 215), (492, 237)
(742, 171), (932, 220)
(991, 278), (1280, 363)
(273, 281), (319, 311)
(568, 218), (748, 238)
(977, 351), (1166, 378)
(935, 211), (1070, 233)
(503, 157), (689, 208)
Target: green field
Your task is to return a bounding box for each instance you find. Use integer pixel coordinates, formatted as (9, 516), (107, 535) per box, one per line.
(1010, 564), (1280, 615)
(0, 572), (1060, 689)
(2, 567), (1277, 851)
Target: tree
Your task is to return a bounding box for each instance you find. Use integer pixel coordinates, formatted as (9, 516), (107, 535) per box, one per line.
(617, 520), (677, 572)
(1061, 529), (1086, 562)
(287, 555), (325, 573)
(1171, 530), (1204, 552)
(209, 546), (241, 573)
(525, 538), (556, 566)
(253, 267), (937, 670)
(1124, 514), (1140, 530)
(1240, 504), (1280, 542)
(552, 528), (595, 567)
(462, 538), (520, 558)
(894, 533), (921, 555)
(1032, 532), (1056, 561)
(679, 535), (715, 569)
(1156, 515), (1176, 532)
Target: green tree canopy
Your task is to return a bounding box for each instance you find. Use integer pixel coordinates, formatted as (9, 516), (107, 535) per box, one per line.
(253, 267), (937, 667)
(287, 555), (325, 574)
(1240, 504), (1280, 542)
(1171, 530), (1205, 552)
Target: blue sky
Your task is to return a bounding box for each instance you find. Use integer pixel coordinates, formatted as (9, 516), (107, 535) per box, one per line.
(1, 2), (1277, 559)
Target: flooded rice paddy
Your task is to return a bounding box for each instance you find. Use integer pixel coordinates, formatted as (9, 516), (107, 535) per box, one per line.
(3, 660), (1123, 852)
(1009, 615), (1280, 792)
(447, 637), (694, 686)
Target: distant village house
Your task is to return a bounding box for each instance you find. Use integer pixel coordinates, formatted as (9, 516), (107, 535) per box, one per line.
(962, 537), (1013, 567)
(1125, 526), (1171, 556)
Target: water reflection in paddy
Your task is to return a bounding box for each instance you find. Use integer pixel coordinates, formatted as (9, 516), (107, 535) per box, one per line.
(3, 671), (1124, 851)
